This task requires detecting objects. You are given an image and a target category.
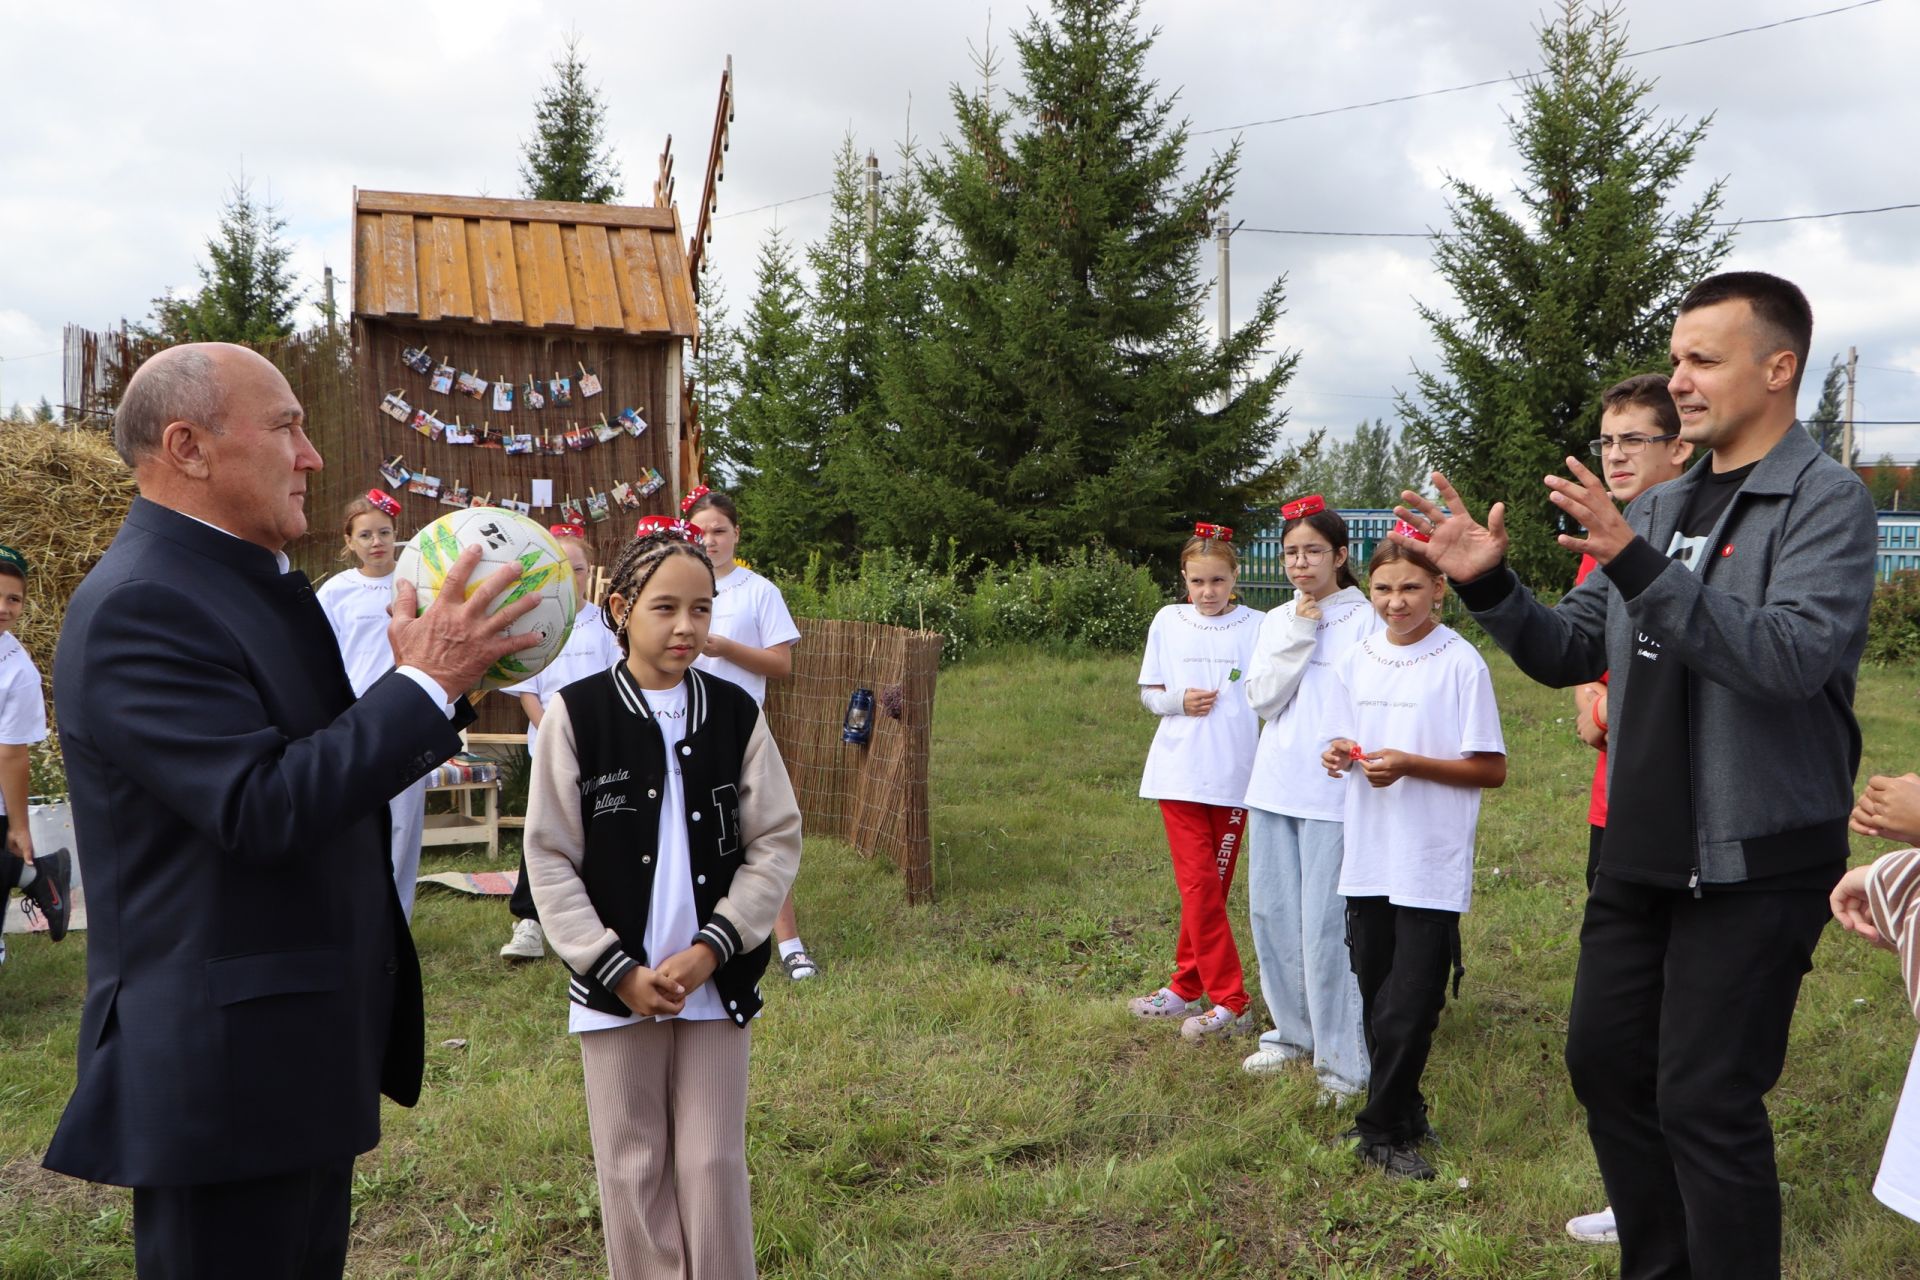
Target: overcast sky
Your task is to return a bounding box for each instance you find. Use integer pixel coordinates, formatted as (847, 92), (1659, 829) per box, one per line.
(3, 0), (1917, 459)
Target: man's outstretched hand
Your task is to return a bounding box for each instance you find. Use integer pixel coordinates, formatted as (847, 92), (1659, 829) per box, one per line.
(1545, 456), (1637, 564)
(1393, 472), (1508, 582)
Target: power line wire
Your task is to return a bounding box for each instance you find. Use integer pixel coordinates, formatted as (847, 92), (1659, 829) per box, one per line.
(0, 349), (59, 361)
(1237, 200), (1920, 239)
(1194, 0), (1884, 136)
(714, 190), (831, 221)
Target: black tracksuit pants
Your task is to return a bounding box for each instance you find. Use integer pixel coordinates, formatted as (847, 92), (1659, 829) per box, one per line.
(1565, 872), (1832, 1280)
(1346, 895), (1456, 1147)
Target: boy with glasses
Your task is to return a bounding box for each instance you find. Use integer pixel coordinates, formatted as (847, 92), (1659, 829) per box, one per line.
(1564, 373), (1692, 1245)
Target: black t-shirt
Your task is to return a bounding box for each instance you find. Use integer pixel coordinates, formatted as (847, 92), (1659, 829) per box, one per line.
(1600, 462), (1754, 888)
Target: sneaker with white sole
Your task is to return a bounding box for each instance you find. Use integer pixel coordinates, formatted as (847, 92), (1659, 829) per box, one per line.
(1128, 987), (1205, 1019)
(499, 918), (546, 960)
(1241, 1046), (1306, 1075)
(21, 849), (72, 942)
(1179, 1005), (1255, 1042)
(1565, 1205), (1618, 1244)
(780, 950), (820, 981)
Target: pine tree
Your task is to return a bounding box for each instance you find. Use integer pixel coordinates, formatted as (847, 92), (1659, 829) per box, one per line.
(730, 232), (834, 575)
(137, 173), (304, 346)
(1803, 355), (1849, 464)
(32, 397), (56, 424)
(870, 0), (1299, 566)
(690, 273), (744, 485)
(1399, 1), (1731, 587)
(518, 33), (623, 204)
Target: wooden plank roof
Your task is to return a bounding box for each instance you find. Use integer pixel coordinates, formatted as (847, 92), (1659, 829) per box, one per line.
(351, 190), (697, 339)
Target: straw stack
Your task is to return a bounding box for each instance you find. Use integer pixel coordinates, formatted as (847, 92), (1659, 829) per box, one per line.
(0, 422), (137, 708)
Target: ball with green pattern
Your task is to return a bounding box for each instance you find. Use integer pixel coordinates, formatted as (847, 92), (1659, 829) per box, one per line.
(394, 507), (578, 691)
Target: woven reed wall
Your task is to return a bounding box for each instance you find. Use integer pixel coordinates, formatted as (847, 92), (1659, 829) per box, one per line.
(764, 618), (943, 904)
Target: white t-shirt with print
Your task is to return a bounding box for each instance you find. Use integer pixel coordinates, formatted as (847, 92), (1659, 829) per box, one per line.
(1243, 588), (1381, 822)
(1325, 625), (1505, 913)
(693, 566), (801, 707)
(1137, 603), (1264, 807)
(314, 569), (398, 698)
(502, 603), (623, 758)
(0, 632), (48, 818)
(570, 681), (728, 1033)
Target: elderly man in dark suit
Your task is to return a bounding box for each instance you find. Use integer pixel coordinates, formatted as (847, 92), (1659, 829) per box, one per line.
(43, 342), (538, 1279)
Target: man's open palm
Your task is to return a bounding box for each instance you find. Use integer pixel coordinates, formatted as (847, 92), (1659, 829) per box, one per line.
(1394, 472), (1509, 581)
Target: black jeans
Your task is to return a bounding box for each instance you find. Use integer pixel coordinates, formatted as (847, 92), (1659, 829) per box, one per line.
(509, 846), (538, 921)
(133, 1161), (353, 1279)
(1565, 873), (1832, 1280)
(1346, 895), (1456, 1146)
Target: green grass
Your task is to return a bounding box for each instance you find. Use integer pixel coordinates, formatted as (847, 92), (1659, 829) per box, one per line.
(6, 648), (1920, 1277)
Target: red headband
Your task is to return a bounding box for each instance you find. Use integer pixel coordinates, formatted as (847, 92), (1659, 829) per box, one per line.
(1281, 494), (1325, 520)
(679, 484), (711, 515)
(1193, 522), (1234, 543)
(635, 515), (702, 543)
(1392, 519), (1432, 544)
(365, 489), (401, 519)
(548, 522), (588, 540)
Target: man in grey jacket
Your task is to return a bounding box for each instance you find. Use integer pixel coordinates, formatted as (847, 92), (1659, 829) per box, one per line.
(1393, 272), (1876, 1280)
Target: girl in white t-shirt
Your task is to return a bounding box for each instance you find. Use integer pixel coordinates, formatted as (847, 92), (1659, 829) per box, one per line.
(1321, 534), (1506, 1181)
(683, 489), (815, 980)
(1133, 523), (1264, 1042)
(315, 494), (428, 919)
(497, 524), (625, 961)
(1240, 498), (1380, 1100)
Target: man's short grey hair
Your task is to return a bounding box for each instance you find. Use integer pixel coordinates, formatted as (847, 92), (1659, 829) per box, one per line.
(113, 347), (225, 466)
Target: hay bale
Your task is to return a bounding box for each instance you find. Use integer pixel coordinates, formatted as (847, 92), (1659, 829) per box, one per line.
(0, 423), (137, 702)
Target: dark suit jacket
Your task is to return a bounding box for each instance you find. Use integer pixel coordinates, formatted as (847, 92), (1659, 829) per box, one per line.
(44, 498), (470, 1187)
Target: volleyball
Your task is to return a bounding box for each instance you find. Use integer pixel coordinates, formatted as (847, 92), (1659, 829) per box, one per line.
(395, 507), (577, 691)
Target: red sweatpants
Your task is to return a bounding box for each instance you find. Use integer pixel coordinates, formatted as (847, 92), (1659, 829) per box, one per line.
(1158, 799), (1249, 1015)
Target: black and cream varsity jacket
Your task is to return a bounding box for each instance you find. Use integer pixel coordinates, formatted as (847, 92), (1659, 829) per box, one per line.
(523, 663), (803, 1027)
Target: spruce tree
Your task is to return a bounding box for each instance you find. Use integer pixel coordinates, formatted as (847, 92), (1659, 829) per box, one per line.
(804, 136), (881, 555)
(137, 173), (304, 346)
(690, 273), (744, 485)
(730, 232), (834, 575)
(1870, 454), (1902, 511)
(1399, 1), (1731, 587)
(872, 0), (1299, 566)
(519, 33), (623, 204)
(1803, 355), (1849, 463)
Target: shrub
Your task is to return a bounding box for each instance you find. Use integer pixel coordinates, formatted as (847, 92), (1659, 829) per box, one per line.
(1866, 571), (1920, 664)
(778, 544), (1162, 663)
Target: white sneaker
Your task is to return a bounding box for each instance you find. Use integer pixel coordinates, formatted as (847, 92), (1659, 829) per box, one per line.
(500, 918), (545, 960)
(1128, 987), (1205, 1019)
(1566, 1205), (1618, 1244)
(1180, 1005), (1255, 1042)
(1241, 1046), (1305, 1075)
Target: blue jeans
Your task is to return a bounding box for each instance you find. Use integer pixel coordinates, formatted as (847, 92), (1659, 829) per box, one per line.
(1246, 808), (1368, 1095)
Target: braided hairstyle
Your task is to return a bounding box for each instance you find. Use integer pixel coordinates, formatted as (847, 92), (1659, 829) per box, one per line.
(599, 527), (716, 653)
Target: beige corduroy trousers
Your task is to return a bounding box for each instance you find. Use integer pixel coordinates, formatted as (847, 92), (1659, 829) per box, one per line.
(579, 1018), (755, 1280)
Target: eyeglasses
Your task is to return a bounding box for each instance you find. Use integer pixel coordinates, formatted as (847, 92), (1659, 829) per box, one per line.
(1588, 432), (1681, 457)
(1282, 546), (1334, 563)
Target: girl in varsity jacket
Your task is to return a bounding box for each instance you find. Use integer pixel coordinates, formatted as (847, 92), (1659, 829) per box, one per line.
(524, 518), (801, 1280)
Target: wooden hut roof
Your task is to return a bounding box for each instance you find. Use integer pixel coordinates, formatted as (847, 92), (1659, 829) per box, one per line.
(351, 190), (697, 339)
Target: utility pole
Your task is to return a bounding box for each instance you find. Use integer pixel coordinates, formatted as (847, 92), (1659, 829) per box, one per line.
(1215, 211), (1231, 349)
(322, 266), (338, 341)
(1842, 344), (1858, 473)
